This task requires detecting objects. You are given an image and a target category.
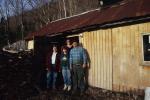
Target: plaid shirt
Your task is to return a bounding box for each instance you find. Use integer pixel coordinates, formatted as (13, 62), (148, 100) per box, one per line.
(70, 46), (87, 66)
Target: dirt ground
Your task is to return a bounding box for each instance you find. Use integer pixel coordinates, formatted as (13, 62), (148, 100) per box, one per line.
(28, 87), (144, 100)
(0, 51), (145, 100)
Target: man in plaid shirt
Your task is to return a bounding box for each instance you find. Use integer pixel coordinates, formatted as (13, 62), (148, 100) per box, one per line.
(70, 41), (87, 95)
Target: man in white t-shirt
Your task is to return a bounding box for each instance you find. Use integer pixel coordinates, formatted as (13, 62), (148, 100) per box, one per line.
(46, 45), (60, 90)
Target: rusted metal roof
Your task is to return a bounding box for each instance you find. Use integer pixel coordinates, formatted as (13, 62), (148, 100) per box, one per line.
(25, 0), (150, 40)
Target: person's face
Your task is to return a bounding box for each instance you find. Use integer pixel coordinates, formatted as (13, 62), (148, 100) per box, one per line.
(63, 49), (67, 53)
(73, 42), (77, 47)
(66, 40), (70, 45)
(53, 46), (57, 52)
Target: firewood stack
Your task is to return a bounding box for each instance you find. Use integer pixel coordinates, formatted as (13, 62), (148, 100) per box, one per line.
(0, 51), (144, 100)
(0, 51), (39, 100)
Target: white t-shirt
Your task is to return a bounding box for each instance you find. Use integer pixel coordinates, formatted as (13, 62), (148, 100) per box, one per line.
(51, 52), (57, 64)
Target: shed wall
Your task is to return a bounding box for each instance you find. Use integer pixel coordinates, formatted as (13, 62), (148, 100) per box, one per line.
(80, 22), (150, 91)
(80, 29), (113, 90)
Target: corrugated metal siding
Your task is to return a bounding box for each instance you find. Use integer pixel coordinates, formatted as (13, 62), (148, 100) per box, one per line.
(80, 30), (113, 90)
(80, 22), (150, 92)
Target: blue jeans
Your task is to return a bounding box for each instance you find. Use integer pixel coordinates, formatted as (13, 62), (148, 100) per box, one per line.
(47, 71), (57, 89)
(62, 68), (71, 85)
(72, 65), (85, 92)
(47, 65), (57, 89)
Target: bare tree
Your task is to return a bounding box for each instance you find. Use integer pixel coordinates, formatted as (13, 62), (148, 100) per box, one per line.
(68, 0), (99, 15)
(0, 5), (4, 17)
(7, 0), (28, 40)
(0, 1), (11, 44)
(62, 0), (67, 17)
(27, 0), (53, 26)
(0, 0), (101, 46)
(4, 0), (99, 31)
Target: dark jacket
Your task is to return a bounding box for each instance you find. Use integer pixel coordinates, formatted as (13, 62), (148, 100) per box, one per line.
(46, 52), (60, 72)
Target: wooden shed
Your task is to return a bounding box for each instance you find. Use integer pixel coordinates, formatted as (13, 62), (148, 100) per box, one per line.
(25, 0), (150, 93)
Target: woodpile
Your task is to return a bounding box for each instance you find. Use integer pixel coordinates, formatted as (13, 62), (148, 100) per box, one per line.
(0, 51), (144, 100)
(0, 51), (39, 100)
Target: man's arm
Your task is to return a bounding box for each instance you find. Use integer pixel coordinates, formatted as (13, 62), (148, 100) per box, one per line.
(69, 50), (73, 69)
(82, 48), (87, 68)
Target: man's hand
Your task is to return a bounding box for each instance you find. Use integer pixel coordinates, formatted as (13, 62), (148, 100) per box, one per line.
(70, 65), (72, 70)
(87, 63), (90, 68)
(59, 69), (61, 72)
(46, 68), (49, 71)
(82, 64), (86, 68)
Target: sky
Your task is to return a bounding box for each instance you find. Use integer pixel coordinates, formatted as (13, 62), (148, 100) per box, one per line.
(0, 0), (51, 18)
(0, 0), (3, 4)
(0, 0), (4, 18)
(0, 0), (31, 18)
(0, 0), (123, 19)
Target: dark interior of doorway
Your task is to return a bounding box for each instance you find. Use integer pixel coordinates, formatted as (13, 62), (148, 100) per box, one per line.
(34, 35), (79, 61)
(33, 35), (79, 90)
(46, 36), (79, 52)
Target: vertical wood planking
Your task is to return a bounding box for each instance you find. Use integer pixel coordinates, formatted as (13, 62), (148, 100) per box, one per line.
(99, 30), (103, 88)
(91, 32), (94, 85)
(112, 28), (119, 91)
(97, 30), (101, 87)
(138, 23), (150, 87)
(81, 29), (113, 90)
(108, 29), (113, 90)
(95, 31), (99, 86)
(87, 32), (92, 85)
(80, 22), (150, 91)
(96, 31), (98, 86)
(92, 31), (96, 86)
(93, 31), (96, 86)
(112, 22), (150, 92)
(101, 30), (104, 88)
(105, 30), (108, 89)
(104, 30), (107, 89)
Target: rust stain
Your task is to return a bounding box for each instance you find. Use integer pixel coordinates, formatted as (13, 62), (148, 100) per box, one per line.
(143, 66), (150, 70)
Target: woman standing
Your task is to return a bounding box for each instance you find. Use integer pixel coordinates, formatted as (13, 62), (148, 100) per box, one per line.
(61, 46), (71, 91)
